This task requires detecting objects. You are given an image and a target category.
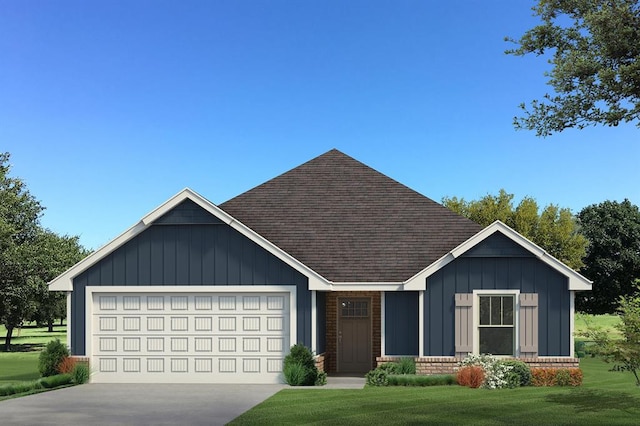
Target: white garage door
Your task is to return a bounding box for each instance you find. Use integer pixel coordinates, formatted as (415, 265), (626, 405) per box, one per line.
(89, 288), (292, 384)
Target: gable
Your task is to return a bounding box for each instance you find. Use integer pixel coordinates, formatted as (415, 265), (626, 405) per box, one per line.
(461, 232), (534, 258)
(154, 199), (225, 225)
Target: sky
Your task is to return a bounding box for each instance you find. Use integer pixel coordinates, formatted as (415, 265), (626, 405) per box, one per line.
(2, 0), (638, 251)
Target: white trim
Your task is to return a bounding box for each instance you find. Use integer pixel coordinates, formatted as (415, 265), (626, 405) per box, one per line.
(405, 221), (592, 291)
(66, 292), (72, 350)
(84, 285), (297, 362)
(472, 289), (520, 357)
(326, 283), (405, 291)
(418, 290), (424, 357)
(570, 291), (575, 357)
(49, 188), (329, 292)
(311, 290), (317, 353)
(380, 292), (386, 357)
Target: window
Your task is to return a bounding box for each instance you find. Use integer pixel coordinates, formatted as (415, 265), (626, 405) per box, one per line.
(478, 295), (514, 355)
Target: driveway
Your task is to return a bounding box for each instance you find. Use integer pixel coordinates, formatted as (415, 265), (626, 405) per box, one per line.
(0, 383), (284, 425)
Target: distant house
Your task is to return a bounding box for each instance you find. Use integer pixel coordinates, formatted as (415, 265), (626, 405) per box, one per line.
(49, 149), (591, 383)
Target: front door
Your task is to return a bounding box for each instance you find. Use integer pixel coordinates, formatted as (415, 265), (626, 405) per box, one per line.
(337, 298), (371, 373)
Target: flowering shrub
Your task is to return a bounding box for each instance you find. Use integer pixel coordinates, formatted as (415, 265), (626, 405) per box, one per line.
(457, 366), (484, 388)
(459, 354), (513, 389)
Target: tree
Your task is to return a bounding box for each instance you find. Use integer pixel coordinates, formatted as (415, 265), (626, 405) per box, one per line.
(28, 230), (88, 332)
(582, 287), (640, 386)
(577, 199), (640, 314)
(0, 152), (44, 351)
(443, 189), (587, 270)
(506, 0), (640, 136)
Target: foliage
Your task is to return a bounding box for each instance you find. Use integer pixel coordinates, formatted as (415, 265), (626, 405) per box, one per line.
(577, 200), (640, 314)
(387, 374), (457, 387)
(506, 0), (640, 136)
(38, 339), (69, 377)
(365, 367), (389, 387)
(501, 360), (532, 387)
(531, 368), (583, 387)
(282, 344), (320, 386)
(443, 189), (587, 269)
(459, 354), (514, 389)
(314, 370), (327, 386)
(583, 290), (640, 385)
(396, 357), (416, 375)
(0, 373), (73, 398)
(57, 356), (77, 374)
(377, 362), (401, 374)
(456, 366), (484, 388)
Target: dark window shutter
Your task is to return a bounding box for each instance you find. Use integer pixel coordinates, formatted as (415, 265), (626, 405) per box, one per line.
(519, 293), (538, 357)
(455, 293), (473, 357)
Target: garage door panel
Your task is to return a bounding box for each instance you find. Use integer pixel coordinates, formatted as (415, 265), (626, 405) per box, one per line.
(91, 291), (290, 383)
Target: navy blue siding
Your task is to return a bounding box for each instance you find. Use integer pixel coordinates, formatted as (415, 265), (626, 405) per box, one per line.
(316, 291), (327, 354)
(155, 199), (225, 225)
(385, 292), (419, 356)
(424, 255), (570, 357)
(71, 221), (311, 355)
(462, 232), (534, 258)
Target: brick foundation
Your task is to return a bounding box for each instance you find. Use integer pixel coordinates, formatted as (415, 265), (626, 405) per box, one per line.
(325, 291), (381, 373)
(377, 356), (580, 375)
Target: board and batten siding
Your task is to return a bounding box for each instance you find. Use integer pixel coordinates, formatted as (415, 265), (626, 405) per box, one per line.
(70, 201), (312, 356)
(424, 233), (571, 357)
(384, 291), (419, 356)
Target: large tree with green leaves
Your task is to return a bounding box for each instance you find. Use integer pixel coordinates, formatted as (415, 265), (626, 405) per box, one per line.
(506, 0), (640, 136)
(443, 189), (587, 270)
(577, 199), (640, 314)
(0, 152), (43, 350)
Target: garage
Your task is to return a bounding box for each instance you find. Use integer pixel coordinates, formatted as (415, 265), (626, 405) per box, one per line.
(87, 287), (295, 384)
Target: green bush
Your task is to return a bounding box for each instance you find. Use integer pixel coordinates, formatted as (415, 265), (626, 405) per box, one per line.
(387, 374), (456, 386)
(555, 369), (571, 386)
(396, 357), (416, 375)
(366, 368), (389, 386)
(283, 344), (320, 386)
(39, 339), (70, 377)
(378, 362), (400, 374)
(315, 370), (327, 386)
(500, 360), (532, 387)
(72, 362), (90, 384)
(39, 374), (73, 389)
(575, 340), (586, 358)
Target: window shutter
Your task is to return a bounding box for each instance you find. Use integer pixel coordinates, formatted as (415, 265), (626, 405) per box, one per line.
(455, 293), (473, 358)
(519, 293), (538, 357)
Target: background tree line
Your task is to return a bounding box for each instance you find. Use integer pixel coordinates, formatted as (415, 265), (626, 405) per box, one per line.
(1, 153), (88, 351)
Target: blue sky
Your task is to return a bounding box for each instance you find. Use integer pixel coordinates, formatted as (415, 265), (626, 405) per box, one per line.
(2, 0), (638, 251)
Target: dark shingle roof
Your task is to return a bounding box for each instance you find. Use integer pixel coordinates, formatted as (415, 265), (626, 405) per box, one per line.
(219, 149), (482, 282)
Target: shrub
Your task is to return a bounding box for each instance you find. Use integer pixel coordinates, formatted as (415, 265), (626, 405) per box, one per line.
(72, 362), (91, 384)
(531, 368), (558, 386)
(396, 357), (416, 375)
(38, 374), (73, 389)
(315, 370), (327, 386)
(377, 362), (400, 374)
(555, 369), (571, 386)
(574, 340), (586, 358)
(387, 374), (457, 387)
(366, 367), (389, 386)
(500, 360), (532, 387)
(459, 354), (513, 389)
(39, 339), (70, 377)
(57, 356), (77, 374)
(568, 368), (583, 386)
(283, 344), (319, 386)
(283, 362), (310, 386)
(457, 366), (484, 388)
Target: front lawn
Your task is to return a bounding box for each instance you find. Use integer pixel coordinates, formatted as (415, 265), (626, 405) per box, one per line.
(230, 357), (640, 425)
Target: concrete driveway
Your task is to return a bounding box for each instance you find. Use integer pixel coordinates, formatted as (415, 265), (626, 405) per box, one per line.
(0, 383), (285, 425)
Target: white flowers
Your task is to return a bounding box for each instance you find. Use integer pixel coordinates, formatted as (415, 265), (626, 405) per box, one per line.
(459, 354), (513, 389)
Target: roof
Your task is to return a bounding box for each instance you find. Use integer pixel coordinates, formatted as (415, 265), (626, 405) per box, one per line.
(220, 149), (482, 282)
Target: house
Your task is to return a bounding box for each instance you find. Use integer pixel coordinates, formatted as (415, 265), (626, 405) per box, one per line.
(49, 149), (591, 383)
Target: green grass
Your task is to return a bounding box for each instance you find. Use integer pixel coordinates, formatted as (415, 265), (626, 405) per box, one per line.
(230, 357), (640, 425)
(0, 324), (67, 385)
(574, 313), (621, 339)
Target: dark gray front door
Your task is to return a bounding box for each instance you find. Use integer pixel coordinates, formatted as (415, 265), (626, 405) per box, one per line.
(338, 298), (371, 373)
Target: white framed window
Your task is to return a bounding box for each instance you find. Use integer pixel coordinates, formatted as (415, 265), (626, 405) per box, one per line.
(473, 290), (519, 356)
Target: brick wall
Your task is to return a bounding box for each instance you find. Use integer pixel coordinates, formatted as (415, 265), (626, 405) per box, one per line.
(377, 356), (580, 375)
(315, 353), (326, 372)
(325, 291), (381, 373)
